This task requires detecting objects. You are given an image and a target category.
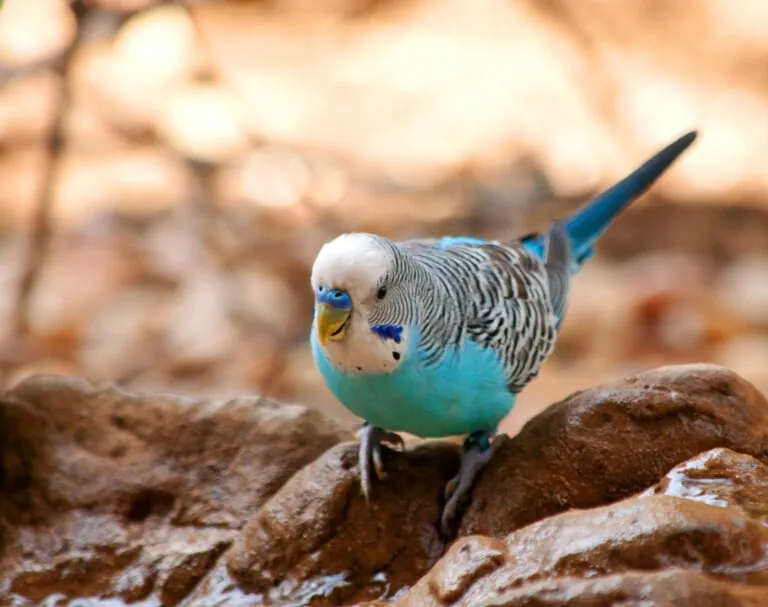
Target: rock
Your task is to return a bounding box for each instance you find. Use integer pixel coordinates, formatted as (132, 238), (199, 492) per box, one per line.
(460, 363), (768, 537)
(642, 447), (768, 524)
(398, 494), (768, 606)
(457, 570), (768, 607)
(224, 441), (461, 605)
(0, 375), (352, 605)
(4, 365), (768, 605)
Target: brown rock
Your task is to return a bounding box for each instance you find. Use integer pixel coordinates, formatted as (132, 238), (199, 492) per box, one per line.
(399, 494), (768, 606)
(4, 366), (768, 605)
(460, 364), (768, 537)
(224, 441), (461, 605)
(642, 447), (768, 524)
(0, 375), (352, 605)
(462, 570), (768, 607)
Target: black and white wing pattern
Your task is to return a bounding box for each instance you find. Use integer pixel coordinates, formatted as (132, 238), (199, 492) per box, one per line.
(400, 228), (571, 392)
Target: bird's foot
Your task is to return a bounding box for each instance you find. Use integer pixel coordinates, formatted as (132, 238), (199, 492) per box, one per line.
(356, 422), (405, 501)
(441, 431), (506, 535)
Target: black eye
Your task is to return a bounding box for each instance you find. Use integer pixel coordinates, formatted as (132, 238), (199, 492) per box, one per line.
(377, 285), (387, 299)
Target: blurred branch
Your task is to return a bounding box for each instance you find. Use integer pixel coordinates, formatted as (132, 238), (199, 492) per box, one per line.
(12, 0), (91, 337)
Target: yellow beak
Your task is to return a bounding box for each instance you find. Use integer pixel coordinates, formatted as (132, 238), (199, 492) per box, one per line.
(316, 302), (351, 347)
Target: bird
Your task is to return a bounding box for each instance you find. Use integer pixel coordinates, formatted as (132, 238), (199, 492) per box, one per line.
(309, 131), (698, 533)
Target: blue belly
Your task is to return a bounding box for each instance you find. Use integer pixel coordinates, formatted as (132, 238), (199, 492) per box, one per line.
(310, 328), (515, 438)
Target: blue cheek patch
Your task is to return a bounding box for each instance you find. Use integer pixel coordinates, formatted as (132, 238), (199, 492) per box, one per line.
(371, 324), (403, 344)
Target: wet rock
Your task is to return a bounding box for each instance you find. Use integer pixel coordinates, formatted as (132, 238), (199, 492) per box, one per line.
(0, 374), (352, 605)
(4, 365), (768, 605)
(461, 363), (768, 537)
(7, 513), (232, 606)
(225, 441), (461, 605)
(459, 570), (768, 607)
(398, 494), (768, 606)
(643, 447), (768, 524)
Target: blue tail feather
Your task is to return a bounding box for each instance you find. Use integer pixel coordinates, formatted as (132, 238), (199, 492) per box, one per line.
(522, 131), (697, 267)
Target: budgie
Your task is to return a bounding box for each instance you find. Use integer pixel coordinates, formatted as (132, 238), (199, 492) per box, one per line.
(310, 131), (697, 533)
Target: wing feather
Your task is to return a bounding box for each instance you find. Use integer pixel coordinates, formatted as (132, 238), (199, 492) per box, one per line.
(400, 236), (560, 392)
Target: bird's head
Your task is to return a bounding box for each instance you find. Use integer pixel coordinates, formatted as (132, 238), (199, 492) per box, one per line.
(311, 233), (396, 347)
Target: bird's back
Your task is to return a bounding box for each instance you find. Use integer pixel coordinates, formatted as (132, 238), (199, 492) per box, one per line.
(397, 235), (561, 393)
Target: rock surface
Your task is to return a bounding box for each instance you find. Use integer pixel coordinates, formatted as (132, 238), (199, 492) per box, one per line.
(642, 446), (768, 523)
(222, 441), (460, 605)
(2, 364), (768, 605)
(461, 363), (768, 537)
(0, 375), (352, 605)
(454, 570), (768, 607)
(397, 494), (768, 605)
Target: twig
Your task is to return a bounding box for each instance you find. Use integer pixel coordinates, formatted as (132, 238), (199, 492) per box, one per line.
(13, 0), (91, 336)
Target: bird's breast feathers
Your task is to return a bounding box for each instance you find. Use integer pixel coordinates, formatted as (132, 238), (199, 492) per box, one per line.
(311, 324), (515, 437)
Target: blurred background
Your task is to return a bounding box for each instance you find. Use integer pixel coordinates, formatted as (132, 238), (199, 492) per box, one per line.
(1, 0), (768, 435)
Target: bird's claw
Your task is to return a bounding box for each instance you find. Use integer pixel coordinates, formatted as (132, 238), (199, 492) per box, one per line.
(357, 423), (405, 501)
(372, 444), (386, 480)
(357, 425), (404, 451)
(441, 433), (506, 536)
(444, 476), (459, 500)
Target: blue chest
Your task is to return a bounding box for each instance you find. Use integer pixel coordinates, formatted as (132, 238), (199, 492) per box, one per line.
(310, 327), (515, 438)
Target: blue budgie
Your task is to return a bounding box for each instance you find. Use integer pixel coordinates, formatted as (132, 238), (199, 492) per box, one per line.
(310, 131), (697, 533)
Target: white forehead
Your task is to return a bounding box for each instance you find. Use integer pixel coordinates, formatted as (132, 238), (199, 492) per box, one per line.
(311, 233), (390, 290)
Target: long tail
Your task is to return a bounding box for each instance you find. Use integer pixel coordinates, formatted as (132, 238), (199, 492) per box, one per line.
(523, 130), (698, 267)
